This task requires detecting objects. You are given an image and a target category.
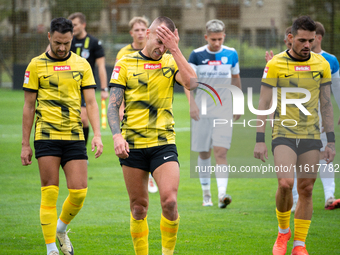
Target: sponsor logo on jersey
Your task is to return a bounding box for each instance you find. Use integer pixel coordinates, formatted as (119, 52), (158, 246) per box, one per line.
(294, 66), (310, 71)
(144, 63), (162, 69)
(54, 65), (71, 71)
(262, 67), (269, 78)
(111, 66), (121, 80)
(24, 71), (30, 84)
(208, 61), (221, 65)
(202, 59), (209, 64)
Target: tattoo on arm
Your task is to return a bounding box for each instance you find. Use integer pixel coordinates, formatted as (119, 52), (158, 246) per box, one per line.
(320, 85), (334, 133)
(107, 87), (124, 135)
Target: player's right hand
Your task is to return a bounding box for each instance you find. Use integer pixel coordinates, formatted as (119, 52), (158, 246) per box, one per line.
(113, 134), (129, 159)
(21, 145), (33, 166)
(190, 101), (200, 121)
(254, 143), (268, 162)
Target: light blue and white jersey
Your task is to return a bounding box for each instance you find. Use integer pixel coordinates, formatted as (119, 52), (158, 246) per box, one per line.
(189, 45), (240, 117)
(315, 50), (340, 149)
(317, 50), (340, 110)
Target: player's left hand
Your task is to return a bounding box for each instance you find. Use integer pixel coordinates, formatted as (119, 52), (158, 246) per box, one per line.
(101, 90), (109, 100)
(324, 142), (336, 164)
(156, 25), (179, 53)
(91, 135), (103, 158)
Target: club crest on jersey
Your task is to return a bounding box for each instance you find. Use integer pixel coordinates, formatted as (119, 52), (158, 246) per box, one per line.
(312, 71), (321, 82)
(208, 61), (221, 65)
(111, 66), (121, 80)
(144, 63), (162, 69)
(81, 49), (90, 59)
(24, 71), (30, 84)
(73, 71), (82, 82)
(221, 57), (228, 64)
(54, 65), (71, 71)
(295, 66), (310, 71)
(162, 67), (174, 78)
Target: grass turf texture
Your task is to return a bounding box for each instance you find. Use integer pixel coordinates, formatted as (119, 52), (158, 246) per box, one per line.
(0, 88), (339, 254)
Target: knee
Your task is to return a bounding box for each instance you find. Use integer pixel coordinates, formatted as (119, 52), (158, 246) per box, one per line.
(278, 178), (294, 191)
(131, 199), (148, 219)
(298, 181), (315, 197)
(214, 149), (227, 161)
(161, 197), (177, 213)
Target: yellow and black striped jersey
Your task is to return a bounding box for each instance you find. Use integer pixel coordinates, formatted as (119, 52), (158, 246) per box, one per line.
(110, 51), (179, 149)
(115, 44), (143, 62)
(23, 52), (96, 140)
(261, 50), (331, 139)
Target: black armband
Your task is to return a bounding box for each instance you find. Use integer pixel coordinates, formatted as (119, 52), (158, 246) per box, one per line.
(256, 132), (265, 143)
(326, 132), (335, 143)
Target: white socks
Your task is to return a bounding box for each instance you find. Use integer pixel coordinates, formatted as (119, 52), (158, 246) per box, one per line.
(56, 218), (68, 233)
(319, 159), (335, 202)
(278, 226), (290, 234)
(46, 242), (58, 255)
(198, 157), (211, 196)
(215, 164), (229, 198)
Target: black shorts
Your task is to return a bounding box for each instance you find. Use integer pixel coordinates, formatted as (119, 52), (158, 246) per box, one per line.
(34, 140), (88, 167)
(119, 144), (179, 175)
(272, 137), (322, 156)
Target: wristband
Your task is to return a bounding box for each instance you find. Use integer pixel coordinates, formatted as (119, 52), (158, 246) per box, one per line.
(256, 132), (265, 143)
(101, 87), (108, 92)
(326, 132), (335, 143)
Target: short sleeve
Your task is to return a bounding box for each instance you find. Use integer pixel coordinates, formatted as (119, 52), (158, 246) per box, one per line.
(93, 39), (105, 59)
(321, 60), (332, 86)
(23, 60), (39, 91)
(81, 60), (96, 89)
(231, 51), (240, 75)
(261, 59), (277, 87)
(109, 59), (127, 90)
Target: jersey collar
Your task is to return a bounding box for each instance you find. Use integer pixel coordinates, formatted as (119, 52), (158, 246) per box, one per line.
(286, 49), (311, 62)
(139, 50), (162, 61)
(205, 45), (223, 54)
(46, 51), (72, 61)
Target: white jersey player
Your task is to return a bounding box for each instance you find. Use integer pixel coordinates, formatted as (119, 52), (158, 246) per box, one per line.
(185, 19), (242, 208)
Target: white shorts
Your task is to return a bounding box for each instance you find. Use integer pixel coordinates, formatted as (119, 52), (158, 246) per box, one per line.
(191, 117), (233, 152)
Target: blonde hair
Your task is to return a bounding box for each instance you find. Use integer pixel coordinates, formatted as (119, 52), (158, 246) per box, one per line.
(129, 16), (149, 30)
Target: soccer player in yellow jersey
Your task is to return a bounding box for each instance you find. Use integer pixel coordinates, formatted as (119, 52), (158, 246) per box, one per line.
(21, 18), (103, 255)
(115, 16), (158, 194)
(254, 16), (335, 255)
(115, 16), (149, 63)
(107, 16), (197, 255)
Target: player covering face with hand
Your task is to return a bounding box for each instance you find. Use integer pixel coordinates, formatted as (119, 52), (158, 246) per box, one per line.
(108, 16), (197, 255)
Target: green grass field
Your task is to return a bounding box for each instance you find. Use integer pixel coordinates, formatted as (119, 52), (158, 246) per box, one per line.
(0, 88), (340, 254)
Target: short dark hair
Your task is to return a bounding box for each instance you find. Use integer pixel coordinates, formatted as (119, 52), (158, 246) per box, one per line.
(50, 17), (73, 34)
(68, 12), (86, 24)
(291, 16), (316, 36)
(154, 16), (176, 32)
(315, 21), (325, 37)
